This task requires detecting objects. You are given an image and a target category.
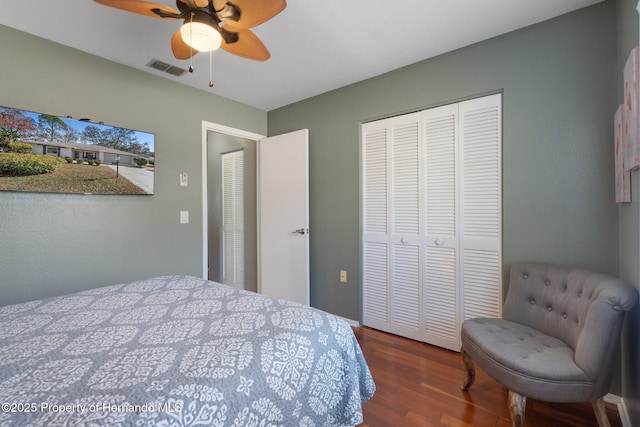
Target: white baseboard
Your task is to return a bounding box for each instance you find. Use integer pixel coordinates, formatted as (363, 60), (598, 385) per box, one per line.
(604, 393), (632, 427)
(341, 317), (361, 328)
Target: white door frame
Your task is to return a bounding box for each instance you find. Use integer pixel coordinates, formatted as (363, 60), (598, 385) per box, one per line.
(201, 120), (265, 279)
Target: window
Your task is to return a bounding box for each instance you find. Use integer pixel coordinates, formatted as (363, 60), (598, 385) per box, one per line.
(45, 146), (59, 156)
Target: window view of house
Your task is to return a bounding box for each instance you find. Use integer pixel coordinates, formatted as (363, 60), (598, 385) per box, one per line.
(0, 106), (155, 194)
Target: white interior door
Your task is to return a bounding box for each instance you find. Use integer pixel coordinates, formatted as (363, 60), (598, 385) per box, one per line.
(257, 129), (310, 305)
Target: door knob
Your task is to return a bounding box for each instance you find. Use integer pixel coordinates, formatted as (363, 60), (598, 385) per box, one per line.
(292, 228), (308, 235)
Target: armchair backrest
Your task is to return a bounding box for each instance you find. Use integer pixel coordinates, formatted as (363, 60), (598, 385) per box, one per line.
(503, 262), (638, 381)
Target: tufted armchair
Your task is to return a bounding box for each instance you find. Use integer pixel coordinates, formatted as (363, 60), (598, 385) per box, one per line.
(460, 262), (639, 427)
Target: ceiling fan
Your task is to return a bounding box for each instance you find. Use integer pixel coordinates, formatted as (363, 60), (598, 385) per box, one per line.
(94, 0), (286, 62)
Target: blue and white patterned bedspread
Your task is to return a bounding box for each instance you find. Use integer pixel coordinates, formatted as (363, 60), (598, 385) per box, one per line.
(0, 275), (375, 426)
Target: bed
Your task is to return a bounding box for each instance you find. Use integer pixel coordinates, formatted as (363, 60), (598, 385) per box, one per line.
(0, 275), (375, 426)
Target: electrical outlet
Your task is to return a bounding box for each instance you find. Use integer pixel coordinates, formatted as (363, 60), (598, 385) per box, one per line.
(180, 172), (188, 187)
(340, 270), (347, 283)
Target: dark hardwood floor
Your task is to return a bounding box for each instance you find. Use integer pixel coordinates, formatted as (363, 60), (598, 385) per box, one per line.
(353, 327), (622, 427)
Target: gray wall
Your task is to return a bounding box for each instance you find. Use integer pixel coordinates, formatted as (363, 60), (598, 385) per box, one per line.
(0, 24), (267, 306)
(269, 2), (619, 321)
(616, 0), (640, 423)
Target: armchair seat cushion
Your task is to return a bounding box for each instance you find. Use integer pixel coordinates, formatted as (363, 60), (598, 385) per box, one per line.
(462, 318), (595, 402)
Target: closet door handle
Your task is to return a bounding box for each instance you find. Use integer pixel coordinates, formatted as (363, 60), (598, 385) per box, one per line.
(435, 238), (444, 246)
(400, 237), (408, 244)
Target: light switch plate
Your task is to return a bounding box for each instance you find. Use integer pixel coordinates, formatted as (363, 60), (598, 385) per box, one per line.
(180, 172), (188, 187)
(180, 211), (189, 224)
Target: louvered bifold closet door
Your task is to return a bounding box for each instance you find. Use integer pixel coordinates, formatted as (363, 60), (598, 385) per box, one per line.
(362, 124), (390, 331)
(221, 150), (245, 289)
(362, 93), (502, 350)
(362, 112), (423, 339)
(422, 104), (460, 351)
(459, 94), (502, 328)
(389, 115), (422, 340)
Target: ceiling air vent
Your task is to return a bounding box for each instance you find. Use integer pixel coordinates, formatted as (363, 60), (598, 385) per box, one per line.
(146, 59), (186, 77)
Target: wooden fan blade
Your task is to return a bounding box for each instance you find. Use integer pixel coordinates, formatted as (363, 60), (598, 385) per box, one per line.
(212, 0), (228, 11)
(220, 0), (286, 30)
(93, 0), (179, 18)
(171, 30), (198, 59)
(221, 29), (270, 61)
(180, 0), (210, 8)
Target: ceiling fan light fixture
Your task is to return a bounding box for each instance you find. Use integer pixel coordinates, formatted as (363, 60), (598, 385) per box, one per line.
(180, 22), (222, 52)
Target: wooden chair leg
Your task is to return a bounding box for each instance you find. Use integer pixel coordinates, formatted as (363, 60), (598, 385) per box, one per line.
(460, 349), (475, 391)
(508, 390), (526, 427)
(592, 398), (611, 427)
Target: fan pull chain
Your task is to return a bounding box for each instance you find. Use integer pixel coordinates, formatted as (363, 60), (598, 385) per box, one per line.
(188, 12), (194, 73)
(209, 51), (214, 87)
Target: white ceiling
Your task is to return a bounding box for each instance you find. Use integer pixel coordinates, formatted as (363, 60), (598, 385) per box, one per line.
(1, 0), (603, 111)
